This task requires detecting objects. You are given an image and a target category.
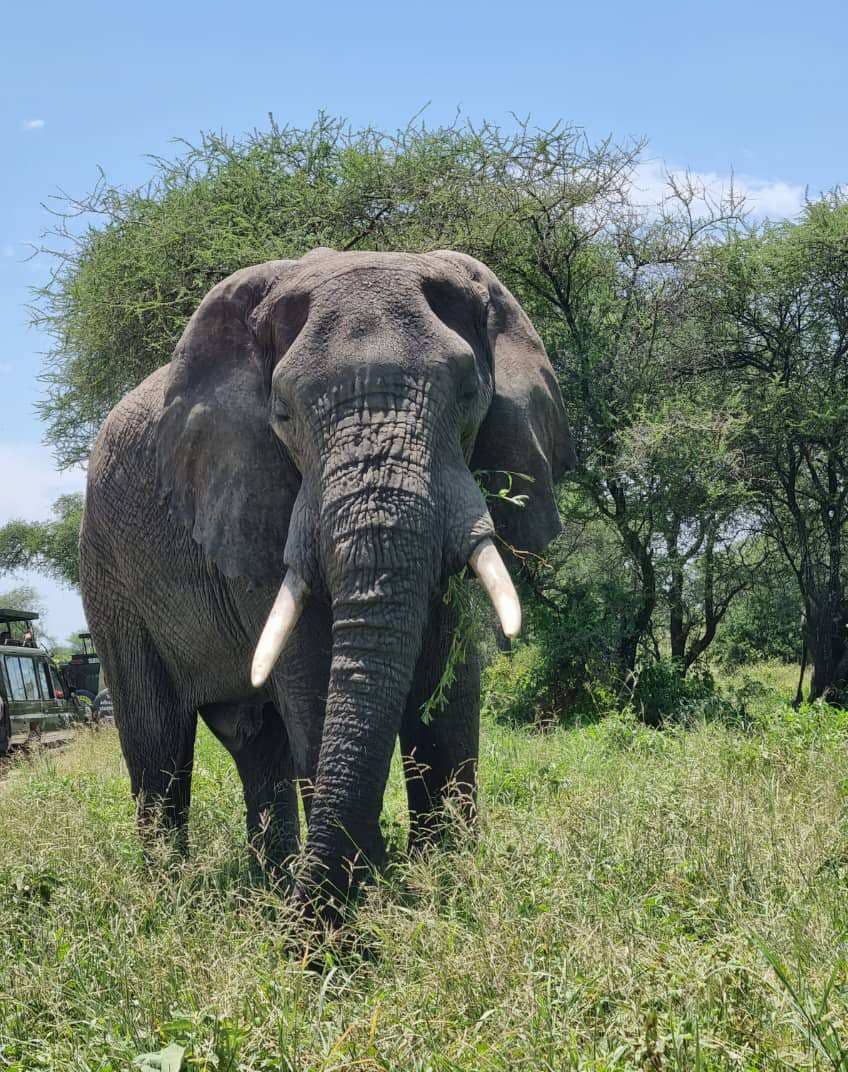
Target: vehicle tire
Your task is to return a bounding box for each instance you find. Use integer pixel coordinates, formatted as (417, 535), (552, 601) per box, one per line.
(71, 691), (95, 722)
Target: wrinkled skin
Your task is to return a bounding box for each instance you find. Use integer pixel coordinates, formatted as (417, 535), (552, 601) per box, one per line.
(80, 248), (573, 917)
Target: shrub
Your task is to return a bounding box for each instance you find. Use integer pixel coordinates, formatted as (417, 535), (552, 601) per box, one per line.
(629, 657), (719, 727)
(482, 576), (629, 725)
(482, 642), (549, 725)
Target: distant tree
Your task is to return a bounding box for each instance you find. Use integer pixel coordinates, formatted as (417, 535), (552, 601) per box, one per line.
(618, 393), (758, 669)
(0, 583), (44, 616)
(48, 631), (89, 664)
(711, 546), (803, 668)
(0, 493), (83, 588)
(694, 194), (848, 699)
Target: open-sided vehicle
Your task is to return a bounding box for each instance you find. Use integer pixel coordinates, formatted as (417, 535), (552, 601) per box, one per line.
(0, 608), (84, 752)
(60, 632), (102, 702)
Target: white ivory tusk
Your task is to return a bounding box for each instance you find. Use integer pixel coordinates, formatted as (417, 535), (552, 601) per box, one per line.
(251, 570), (309, 688)
(468, 537), (522, 639)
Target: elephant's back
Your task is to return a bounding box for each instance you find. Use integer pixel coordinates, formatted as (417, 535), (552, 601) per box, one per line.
(86, 364), (170, 492)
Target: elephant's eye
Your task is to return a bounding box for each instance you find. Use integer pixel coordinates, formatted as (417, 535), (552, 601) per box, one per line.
(271, 396), (291, 423)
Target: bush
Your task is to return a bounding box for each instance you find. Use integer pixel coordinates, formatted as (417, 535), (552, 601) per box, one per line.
(629, 658), (720, 727)
(482, 575), (630, 725)
(482, 642), (550, 725)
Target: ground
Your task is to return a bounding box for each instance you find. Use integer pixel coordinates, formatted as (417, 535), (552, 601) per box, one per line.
(0, 664), (846, 1071)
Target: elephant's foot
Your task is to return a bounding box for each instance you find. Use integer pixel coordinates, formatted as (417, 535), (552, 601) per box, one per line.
(289, 825), (389, 927)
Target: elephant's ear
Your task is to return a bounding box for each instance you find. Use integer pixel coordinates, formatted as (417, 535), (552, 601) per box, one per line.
(431, 252), (576, 556)
(156, 261), (302, 585)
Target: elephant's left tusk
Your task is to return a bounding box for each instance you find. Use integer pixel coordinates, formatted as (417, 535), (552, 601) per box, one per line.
(251, 570), (309, 688)
(468, 537), (522, 639)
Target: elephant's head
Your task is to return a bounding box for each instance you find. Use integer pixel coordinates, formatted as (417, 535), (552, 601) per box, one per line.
(157, 248), (573, 897)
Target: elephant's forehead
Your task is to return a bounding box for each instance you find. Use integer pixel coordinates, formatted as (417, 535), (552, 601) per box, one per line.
(297, 267), (443, 344)
(273, 252), (470, 378)
(289, 252), (434, 295)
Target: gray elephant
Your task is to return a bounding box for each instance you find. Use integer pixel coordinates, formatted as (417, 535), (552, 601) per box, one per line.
(80, 248), (573, 916)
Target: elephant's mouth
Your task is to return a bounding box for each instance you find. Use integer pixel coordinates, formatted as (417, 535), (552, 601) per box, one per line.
(250, 534), (521, 688)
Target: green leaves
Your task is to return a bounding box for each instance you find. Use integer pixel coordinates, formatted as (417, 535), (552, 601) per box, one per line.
(0, 492), (83, 588)
(474, 469), (533, 510)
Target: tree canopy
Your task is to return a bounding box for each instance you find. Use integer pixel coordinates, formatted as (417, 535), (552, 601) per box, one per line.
(0, 493), (83, 588)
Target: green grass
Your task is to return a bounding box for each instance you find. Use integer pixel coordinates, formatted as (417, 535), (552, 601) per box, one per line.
(1, 680), (847, 1070)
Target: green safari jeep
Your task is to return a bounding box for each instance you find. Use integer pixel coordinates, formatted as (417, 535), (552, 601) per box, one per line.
(0, 608), (83, 753)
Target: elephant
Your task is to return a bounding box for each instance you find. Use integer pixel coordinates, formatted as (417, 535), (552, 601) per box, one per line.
(80, 247), (574, 917)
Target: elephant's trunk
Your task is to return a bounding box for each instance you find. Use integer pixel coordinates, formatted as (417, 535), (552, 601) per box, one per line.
(297, 467), (438, 907)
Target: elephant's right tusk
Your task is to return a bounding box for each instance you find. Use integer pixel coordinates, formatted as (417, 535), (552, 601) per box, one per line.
(251, 570), (309, 688)
(468, 537), (522, 639)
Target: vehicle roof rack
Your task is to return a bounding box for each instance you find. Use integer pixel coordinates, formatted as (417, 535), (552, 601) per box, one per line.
(0, 608), (40, 624)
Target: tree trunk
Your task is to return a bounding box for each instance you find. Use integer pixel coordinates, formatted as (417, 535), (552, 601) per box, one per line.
(801, 466), (846, 703)
(682, 525), (724, 672)
(666, 517), (685, 664)
(807, 596), (848, 702)
(616, 525), (656, 675)
(604, 479), (656, 677)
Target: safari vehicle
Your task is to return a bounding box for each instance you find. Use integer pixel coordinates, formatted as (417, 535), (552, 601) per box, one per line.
(61, 632), (102, 702)
(0, 608), (82, 752)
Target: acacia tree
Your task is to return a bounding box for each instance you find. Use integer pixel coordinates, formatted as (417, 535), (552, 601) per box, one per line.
(33, 117), (487, 466)
(694, 194), (848, 699)
(0, 494), (83, 588)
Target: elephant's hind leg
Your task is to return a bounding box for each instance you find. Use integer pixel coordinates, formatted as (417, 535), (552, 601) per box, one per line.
(200, 701), (300, 872)
(101, 626), (197, 854)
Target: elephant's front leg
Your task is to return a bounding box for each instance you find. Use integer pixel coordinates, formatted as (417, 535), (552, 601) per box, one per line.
(200, 700), (300, 871)
(400, 593), (481, 852)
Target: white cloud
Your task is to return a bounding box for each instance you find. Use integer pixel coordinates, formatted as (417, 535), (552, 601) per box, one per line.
(742, 179), (807, 218)
(22, 118), (45, 131)
(631, 160), (805, 221)
(0, 443), (85, 525)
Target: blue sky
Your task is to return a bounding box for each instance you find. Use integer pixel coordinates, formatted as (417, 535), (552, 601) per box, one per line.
(2, 0), (846, 638)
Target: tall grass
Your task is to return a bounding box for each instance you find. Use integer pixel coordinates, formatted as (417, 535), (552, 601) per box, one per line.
(0, 685), (846, 1069)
